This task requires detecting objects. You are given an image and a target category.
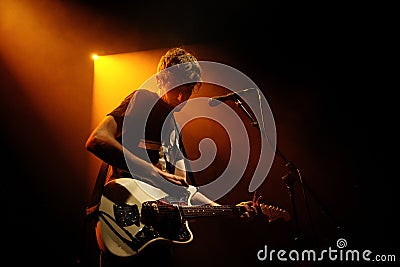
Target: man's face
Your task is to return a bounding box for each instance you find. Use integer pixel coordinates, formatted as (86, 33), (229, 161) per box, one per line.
(162, 83), (197, 111)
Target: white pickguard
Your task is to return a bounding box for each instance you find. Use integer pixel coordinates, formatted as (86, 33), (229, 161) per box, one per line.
(98, 178), (194, 257)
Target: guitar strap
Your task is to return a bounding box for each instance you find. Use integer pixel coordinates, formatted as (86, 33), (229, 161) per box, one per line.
(75, 161), (109, 265)
(85, 161), (109, 218)
(174, 117), (197, 187)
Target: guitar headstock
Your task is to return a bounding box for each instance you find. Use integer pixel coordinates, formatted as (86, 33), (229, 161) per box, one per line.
(258, 203), (291, 223)
(251, 193), (291, 223)
(237, 192), (291, 223)
(236, 198), (291, 223)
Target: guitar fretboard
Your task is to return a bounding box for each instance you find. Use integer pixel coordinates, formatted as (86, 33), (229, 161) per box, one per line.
(179, 205), (243, 218)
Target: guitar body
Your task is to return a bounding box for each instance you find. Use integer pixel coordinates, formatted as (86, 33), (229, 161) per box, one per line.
(98, 178), (194, 257)
(97, 178), (290, 257)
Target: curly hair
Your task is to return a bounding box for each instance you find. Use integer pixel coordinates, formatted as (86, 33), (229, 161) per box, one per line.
(156, 47), (201, 88)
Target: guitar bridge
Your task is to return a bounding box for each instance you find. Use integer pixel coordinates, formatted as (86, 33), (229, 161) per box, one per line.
(113, 203), (140, 227)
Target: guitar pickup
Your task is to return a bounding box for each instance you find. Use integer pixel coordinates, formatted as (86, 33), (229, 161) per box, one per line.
(113, 203), (140, 227)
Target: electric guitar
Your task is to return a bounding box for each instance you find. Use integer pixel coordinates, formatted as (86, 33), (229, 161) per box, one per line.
(98, 178), (290, 257)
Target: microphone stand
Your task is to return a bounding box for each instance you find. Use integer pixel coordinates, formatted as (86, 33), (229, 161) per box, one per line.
(277, 148), (310, 246)
(234, 99), (259, 127)
(231, 94), (339, 248)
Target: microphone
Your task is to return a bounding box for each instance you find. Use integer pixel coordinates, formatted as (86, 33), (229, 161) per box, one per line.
(208, 88), (255, 107)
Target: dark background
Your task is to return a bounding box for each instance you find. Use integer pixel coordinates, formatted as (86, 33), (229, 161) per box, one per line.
(0, 0), (396, 266)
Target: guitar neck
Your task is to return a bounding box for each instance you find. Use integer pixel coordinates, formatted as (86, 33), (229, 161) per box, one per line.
(179, 205), (244, 219)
